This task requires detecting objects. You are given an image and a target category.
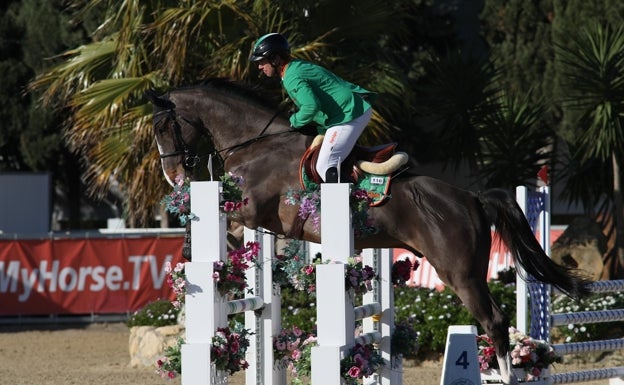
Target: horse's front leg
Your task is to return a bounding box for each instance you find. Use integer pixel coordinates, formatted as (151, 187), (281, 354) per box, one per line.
(496, 353), (519, 385)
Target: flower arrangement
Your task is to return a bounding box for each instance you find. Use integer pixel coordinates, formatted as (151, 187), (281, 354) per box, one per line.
(340, 343), (385, 385)
(350, 188), (376, 238)
(391, 318), (420, 358)
(212, 322), (253, 375)
(277, 255), (376, 297)
(285, 188), (321, 232)
(391, 259), (416, 286)
(164, 261), (186, 309)
(284, 187), (377, 237)
(272, 239), (313, 290)
(477, 327), (562, 381)
(273, 325), (317, 384)
(157, 337), (184, 379)
(213, 241), (260, 297)
(161, 175), (197, 225)
(345, 256), (376, 296)
(161, 173), (248, 226)
(162, 241), (260, 304)
(220, 172), (248, 212)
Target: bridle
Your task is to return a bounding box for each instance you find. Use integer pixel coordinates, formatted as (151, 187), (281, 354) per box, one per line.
(153, 108), (200, 170)
(154, 103), (295, 169)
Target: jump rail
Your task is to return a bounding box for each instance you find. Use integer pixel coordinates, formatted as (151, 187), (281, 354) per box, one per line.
(517, 186), (624, 385)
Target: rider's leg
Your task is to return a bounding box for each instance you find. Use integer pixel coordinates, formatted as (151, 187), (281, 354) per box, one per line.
(315, 108), (372, 182)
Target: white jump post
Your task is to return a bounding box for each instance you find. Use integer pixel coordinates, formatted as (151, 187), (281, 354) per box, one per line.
(311, 183), (401, 385)
(182, 181), (228, 385)
(182, 181), (285, 385)
(312, 183), (355, 385)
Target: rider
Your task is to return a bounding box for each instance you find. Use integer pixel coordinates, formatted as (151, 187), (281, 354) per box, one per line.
(250, 32), (377, 183)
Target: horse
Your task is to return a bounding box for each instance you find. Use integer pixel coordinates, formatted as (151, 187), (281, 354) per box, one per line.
(147, 78), (591, 385)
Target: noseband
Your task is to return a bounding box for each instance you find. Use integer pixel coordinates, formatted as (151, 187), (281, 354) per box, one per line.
(154, 108), (200, 170)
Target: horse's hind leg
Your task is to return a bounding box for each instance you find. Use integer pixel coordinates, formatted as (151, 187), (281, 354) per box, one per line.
(446, 274), (519, 385)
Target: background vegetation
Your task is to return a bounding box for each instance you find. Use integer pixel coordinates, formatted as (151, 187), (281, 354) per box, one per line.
(3, 0), (624, 273)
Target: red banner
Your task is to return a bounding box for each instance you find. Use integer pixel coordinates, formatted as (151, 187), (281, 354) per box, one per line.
(0, 236), (185, 316)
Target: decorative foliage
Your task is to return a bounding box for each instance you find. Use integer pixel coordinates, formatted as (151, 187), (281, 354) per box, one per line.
(213, 241), (261, 297)
(161, 173), (248, 225)
(273, 326), (317, 384)
(285, 188), (321, 232)
(157, 337), (184, 379)
(161, 175), (197, 225)
(220, 172), (249, 212)
(211, 322), (253, 375)
(284, 186), (377, 237)
(350, 188), (377, 238)
(391, 318), (420, 358)
(391, 259), (416, 286)
(164, 261), (186, 309)
(276, 255), (376, 297)
(477, 327), (562, 380)
(127, 299), (180, 327)
(272, 239), (314, 290)
(340, 343), (385, 385)
(162, 241), (260, 308)
(345, 257), (376, 296)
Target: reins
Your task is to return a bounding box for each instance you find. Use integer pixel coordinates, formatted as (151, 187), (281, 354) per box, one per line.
(155, 105), (296, 167)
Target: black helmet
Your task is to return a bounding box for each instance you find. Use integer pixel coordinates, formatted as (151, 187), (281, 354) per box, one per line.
(250, 33), (290, 62)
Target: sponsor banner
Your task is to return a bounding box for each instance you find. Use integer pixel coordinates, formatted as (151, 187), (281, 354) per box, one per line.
(393, 229), (564, 290)
(0, 236), (185, 316)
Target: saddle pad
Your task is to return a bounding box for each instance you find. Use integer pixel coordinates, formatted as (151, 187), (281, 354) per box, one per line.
(299, 165), (390, 207)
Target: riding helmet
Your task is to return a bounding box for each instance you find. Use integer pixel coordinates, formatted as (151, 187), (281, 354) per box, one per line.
(250, 33), (290, 62)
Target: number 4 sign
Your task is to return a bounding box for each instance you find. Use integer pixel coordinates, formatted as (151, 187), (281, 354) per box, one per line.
(440, 325), (481, 385)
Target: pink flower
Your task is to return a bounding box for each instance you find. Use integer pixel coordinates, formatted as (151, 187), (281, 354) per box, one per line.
(347, 366), (361, 378)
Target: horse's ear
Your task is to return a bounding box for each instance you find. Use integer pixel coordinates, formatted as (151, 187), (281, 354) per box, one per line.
(144, 89), (176, 109)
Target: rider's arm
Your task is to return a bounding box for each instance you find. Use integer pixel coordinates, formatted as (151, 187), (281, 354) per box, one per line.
(284, 77), (322, 129)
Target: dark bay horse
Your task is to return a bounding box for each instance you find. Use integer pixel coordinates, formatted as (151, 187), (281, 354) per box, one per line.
(147, 79), (590, 384)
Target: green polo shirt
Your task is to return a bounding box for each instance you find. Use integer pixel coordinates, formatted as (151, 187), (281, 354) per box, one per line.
(282, 59), (376, 134)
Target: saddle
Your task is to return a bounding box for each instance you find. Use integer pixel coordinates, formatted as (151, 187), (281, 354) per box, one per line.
(299, 135), (409, 206)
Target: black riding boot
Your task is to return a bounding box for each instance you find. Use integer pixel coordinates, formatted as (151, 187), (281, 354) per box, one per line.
(325, 167), (339, 183)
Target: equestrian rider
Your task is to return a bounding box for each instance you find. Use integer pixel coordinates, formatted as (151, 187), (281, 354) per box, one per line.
(250, 33), (377, 183)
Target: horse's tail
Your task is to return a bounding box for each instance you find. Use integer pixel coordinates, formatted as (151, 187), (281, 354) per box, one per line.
(479, 188), (592, 300)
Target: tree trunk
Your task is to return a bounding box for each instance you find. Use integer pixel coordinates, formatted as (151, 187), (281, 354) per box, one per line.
(612, 152), (624, 278)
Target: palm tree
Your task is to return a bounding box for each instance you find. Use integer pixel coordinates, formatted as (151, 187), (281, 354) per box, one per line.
(29, 0), (421, 227)
(556, 21), (624, 276)
(478, 91), (555, 189)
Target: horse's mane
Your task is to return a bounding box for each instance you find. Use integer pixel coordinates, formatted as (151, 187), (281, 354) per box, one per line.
(173, 78), (281, 111)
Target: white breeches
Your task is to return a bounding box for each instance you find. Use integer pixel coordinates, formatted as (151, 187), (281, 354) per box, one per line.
(316, 108), (373, 181)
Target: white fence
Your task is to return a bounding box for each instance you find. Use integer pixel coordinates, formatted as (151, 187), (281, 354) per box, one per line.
(182, 182), (401, 385)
